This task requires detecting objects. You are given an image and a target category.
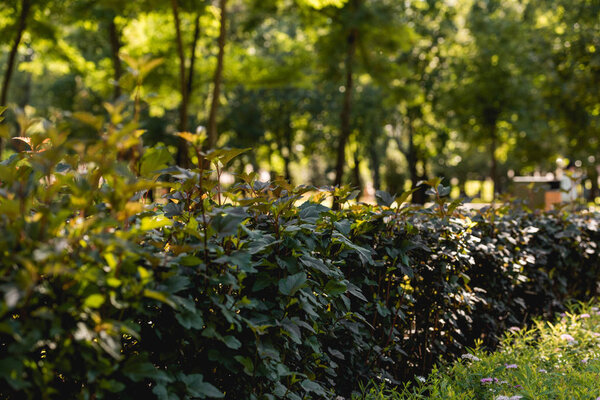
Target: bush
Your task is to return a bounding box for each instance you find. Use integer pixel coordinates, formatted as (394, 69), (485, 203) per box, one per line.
(0, 113), (599, 398)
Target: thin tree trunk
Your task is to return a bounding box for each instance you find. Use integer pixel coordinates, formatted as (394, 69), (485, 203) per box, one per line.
(1, 0), (32, 159)
(334, 27), (358, 190)
(369, 140), (381, 191)
(587, 165), (598, 202)
(206, 0), (228, 150)
(332, 25), (358, 210)
(406, 118), (426, 204)
(108, 18), (122, 101)
(171, 0), (190, 167)
(490, 124), (499, 197)
(18, 44), (32, 108)
(352, 150), (362, 194)
(0, 0), (30, 107)
(186, 13), (201, 102)
(283, 112), (293, 184)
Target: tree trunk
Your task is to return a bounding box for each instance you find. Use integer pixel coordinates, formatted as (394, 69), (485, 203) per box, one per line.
(406, 118), (426, 204)
(1, 0), (31, 159)
(108, 18), (122, 101)
(186, 13), (201, 103)
(490, 124), (499, 197)
(333, 27), (358, 190)
(352, 149), (362, 194)
(171, 0), (191, 167)
(18, 44), (32, 108)
(206, 0), (228, 150)
(368, 140), (381, 191)
(587, 165), (598, 202)
(283, 112), (293, 184)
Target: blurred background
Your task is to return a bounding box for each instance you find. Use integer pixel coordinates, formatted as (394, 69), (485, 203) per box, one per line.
(0, 0), (599, 204)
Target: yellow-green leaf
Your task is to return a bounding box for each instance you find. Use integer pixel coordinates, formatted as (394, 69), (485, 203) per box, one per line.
(83, 294), (105, 309)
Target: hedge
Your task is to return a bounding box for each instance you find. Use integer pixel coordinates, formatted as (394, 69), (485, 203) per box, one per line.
(0, 124), (599, 399)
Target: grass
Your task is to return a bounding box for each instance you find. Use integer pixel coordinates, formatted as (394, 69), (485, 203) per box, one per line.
(355, 302), (600, 400)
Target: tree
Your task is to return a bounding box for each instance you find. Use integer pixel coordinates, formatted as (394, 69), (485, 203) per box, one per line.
(170, 0), (207, 166)
(206, 0), (228, 150)
(446, 0), (539, 196)
(540, 0), (600, 200)
(0, 0), (32, 157)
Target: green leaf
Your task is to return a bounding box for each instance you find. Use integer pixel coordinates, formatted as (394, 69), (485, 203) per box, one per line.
(122, 356), (171, 383)
(234, 356), (255, 375)
(72, 111), (104, 130)
(144, 289), (177, 309)
(175, 310), (204, 330)
(300, 255), (335, 277)
(332, 232), (374, 265)
(211, 210), (248, 238)
(153, 384), (180, 400)
(98, 379), (126, 392)
(214, 251), (254, 272)
(222, 335), (242, 350)
(324, 279), (347, 296)
(163, 202), (183, 218)
(375, 190), (395, 207)
(396, 188), (418, 207)
(299, 0), (349, 10)
(334, 219), (351, 236)
(281, 319), (302, 344)
(278, 272), (307, 296)
(140, 146), (173, 177)
(300, 379), (327, 396)
(205, 148), (250, 166)
(83, 294), (105, 309)
(162, 275), (191, 294)
(140, 215), (173, 231)
(346, 282), (367, 302)
(0, 358), (26, 390)
(181, 374), (224, 399)
(376, 302), (391, 317)
(298, 202), (329, 222)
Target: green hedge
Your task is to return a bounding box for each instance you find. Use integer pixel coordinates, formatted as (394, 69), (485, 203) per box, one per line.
(0, 123), (599, 399)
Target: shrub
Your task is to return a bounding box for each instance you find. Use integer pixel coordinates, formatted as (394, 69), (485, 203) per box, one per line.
(0, 112), (599, 398)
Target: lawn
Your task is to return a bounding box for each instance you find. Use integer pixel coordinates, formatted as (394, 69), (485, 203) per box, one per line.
(359, 303), (600, 400)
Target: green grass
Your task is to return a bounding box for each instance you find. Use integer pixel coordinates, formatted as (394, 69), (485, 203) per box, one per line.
(356, 302), (600, 400)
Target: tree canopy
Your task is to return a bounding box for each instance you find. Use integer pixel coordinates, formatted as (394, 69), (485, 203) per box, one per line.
(1, 0), (598, 202)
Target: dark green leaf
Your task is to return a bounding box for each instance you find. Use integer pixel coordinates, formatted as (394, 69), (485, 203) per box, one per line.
(278, 272), (307, 296)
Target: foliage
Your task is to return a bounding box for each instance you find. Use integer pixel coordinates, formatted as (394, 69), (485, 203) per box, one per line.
(1, 0), (600, 196)
(358, 302), (600, 399)
(0, 110), (599, 399)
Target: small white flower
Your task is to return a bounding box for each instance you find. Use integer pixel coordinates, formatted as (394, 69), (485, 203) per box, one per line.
(560, 333), (575, 341)
(416, 376), (426, 383)
(495, 396), (510, 400)
(461, 353), (481, 362)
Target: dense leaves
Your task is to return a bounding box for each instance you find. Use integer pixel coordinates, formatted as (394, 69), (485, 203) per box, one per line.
(1, 0), (600, 195)
(0, 117), (599, 399)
